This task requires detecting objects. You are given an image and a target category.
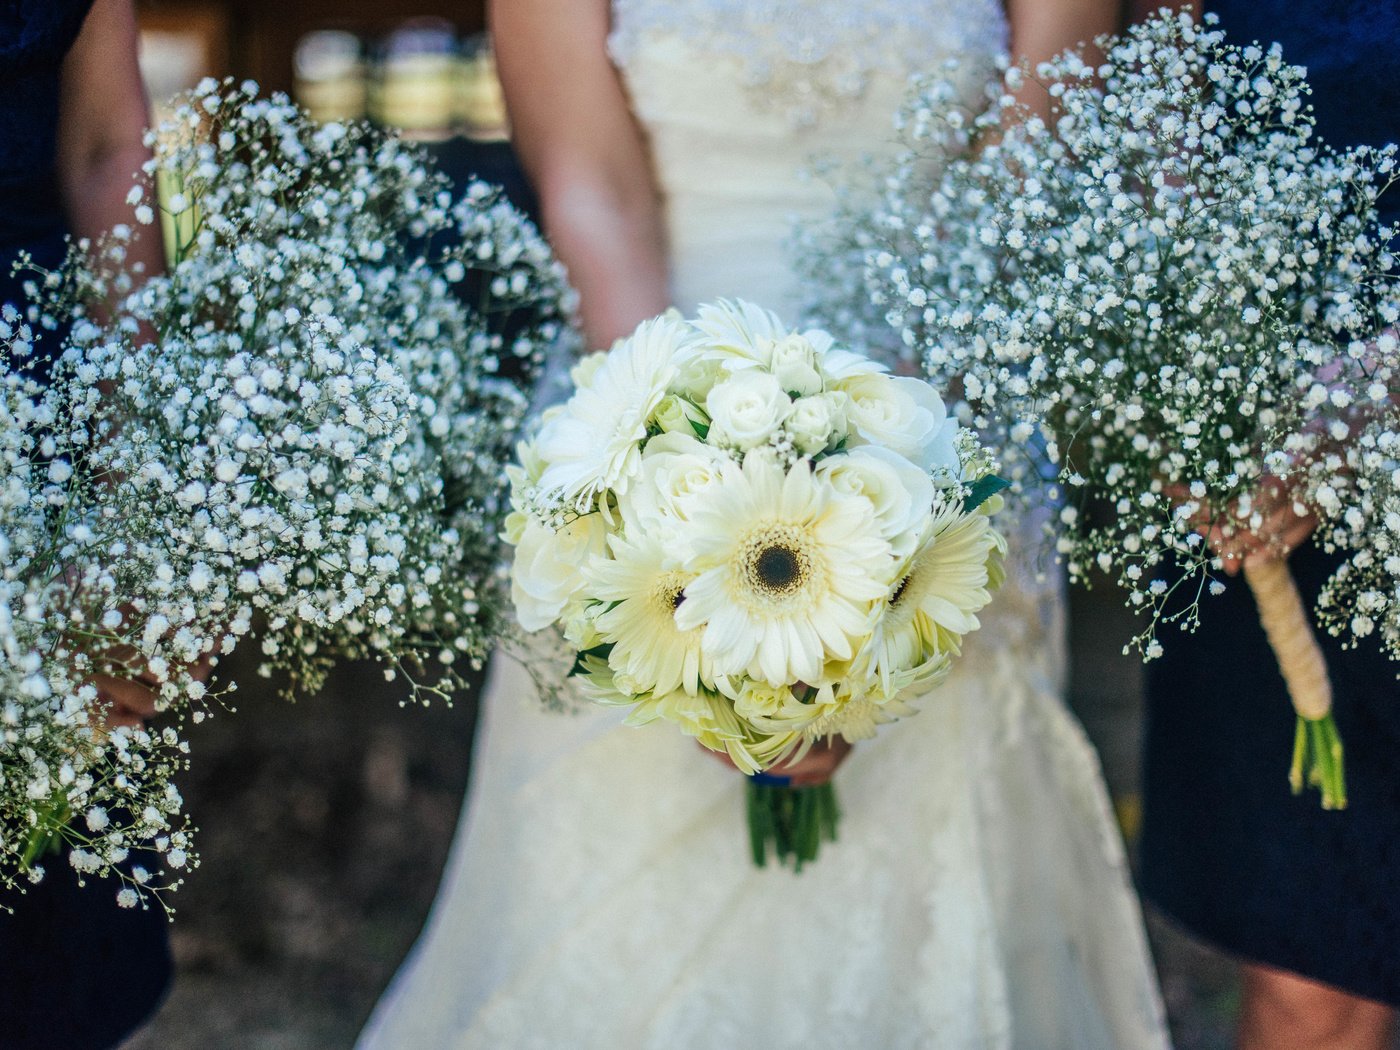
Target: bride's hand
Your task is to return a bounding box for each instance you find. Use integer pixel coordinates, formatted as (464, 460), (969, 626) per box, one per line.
(699, 737), (853, 787)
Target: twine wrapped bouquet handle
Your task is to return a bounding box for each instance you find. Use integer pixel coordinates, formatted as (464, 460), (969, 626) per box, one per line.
(1243, 557), (1347, 809)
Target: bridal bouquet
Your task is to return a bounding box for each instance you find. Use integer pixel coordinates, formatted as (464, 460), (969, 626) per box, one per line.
(1, 79), (574, 906)
(819, 11), (1399, 808)
(506, 300), (1006, 868)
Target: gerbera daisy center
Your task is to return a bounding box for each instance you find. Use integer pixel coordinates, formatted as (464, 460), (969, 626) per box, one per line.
(739, 525), (815, 602)
(651, 571), (690, 615)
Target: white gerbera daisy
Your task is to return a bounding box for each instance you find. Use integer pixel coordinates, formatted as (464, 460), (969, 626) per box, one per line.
(691, 299), (791, 370)
(536, 314), (697, 506)
(675, 453), (892, 687)
(862, 499), (1005, 699)
(800, 686), (919, 742)
(587, 526), (710, 696)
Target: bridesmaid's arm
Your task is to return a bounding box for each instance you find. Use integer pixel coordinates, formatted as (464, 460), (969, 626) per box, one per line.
(56, 0), (160, 280)
(1127, 0), (1193, 25)
(490, 0), (670, 348)
(1004, 0), (1120, 122)
(56, 0), (166, 730)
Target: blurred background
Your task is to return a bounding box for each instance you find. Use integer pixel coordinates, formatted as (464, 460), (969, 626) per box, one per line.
(122, 3), (1239, 1047)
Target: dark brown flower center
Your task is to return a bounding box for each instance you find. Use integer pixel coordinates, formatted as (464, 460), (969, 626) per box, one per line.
(755, 544), (802, 593)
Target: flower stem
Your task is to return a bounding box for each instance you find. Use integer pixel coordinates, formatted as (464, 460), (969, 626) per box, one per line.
(745, 780), (839, 872)
(1289, 712), (1347, 810)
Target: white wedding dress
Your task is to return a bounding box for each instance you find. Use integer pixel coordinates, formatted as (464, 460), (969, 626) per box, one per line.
(359, 2), (1170, 1048)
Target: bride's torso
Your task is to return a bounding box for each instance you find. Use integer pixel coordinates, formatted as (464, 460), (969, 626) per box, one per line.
(608, 0), (1007, 317)
(608, 0), (1059, 653)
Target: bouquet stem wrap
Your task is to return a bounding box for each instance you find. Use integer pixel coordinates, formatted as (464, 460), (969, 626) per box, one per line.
(1244, 558), (1346, 809)
(746, 781), (840, 871)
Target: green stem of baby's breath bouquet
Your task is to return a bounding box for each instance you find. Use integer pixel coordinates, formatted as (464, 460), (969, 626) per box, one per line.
(20, 793), (71, 870)
(1291, 712), (1347, 811)
(746, 781), (840, 872)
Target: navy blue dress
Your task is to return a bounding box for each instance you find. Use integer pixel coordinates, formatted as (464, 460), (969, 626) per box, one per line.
(0, 3), (175, 1047)
(1140, 0), (1400, 1006)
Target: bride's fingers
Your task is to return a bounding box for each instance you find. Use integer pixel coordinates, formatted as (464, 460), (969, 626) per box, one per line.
(770, 737), (853, 787)
(694, 738), (854, 786)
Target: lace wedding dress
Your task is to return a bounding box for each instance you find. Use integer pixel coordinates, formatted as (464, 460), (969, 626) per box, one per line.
(358, 2), (1170, 1047)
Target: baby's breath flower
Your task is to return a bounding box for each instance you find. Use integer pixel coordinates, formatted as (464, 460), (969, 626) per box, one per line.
(809, 10), (1400, 659)
(1, 80), (575, 909)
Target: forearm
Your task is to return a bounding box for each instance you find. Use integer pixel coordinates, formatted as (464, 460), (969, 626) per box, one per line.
(537, 174), (670, 349)
(1005, 0), (1118, 123)
(62, 141), (160, 276)
(57, 0), (159, 287)
(491, 0), (669, 350)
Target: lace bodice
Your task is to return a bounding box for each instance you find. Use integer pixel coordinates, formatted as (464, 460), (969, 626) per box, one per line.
(609, 0), (1007, 128)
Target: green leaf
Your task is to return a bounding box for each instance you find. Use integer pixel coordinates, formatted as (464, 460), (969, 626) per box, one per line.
(962, 474), (1009, 513)
(568, 642), (614, 678)
(690, 420), (710, 440)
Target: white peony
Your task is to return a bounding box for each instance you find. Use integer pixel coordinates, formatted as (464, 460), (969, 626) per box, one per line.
(509, 512), (609, 632)
(706, 370), (790, 451)
(675, 454), (892, 687)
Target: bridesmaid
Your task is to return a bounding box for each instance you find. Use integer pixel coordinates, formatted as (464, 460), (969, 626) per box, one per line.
(1137, 2), (1400, 1048)
(0, 2), (173, 1048)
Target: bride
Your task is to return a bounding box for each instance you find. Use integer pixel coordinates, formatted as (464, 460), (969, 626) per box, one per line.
(359, 1), (1170, 1047)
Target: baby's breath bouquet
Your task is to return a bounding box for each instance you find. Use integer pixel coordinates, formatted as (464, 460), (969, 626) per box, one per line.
(505, 300), (1005, 868)
(1, 313), (199, 908)
(82, 79), (576, 699)
(817, 11), (1399, 809)
(1, 79), (573, 907)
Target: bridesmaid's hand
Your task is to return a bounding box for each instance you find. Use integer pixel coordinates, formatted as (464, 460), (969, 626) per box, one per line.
(699, 737), (853, 787)
(1166, 475), (1317, 577)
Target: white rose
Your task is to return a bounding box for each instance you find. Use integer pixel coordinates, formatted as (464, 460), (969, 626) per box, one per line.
(784, 392), (846, 456)
(816, 333), (888, 382)
(651, 393), (708, 436)
(561, 600), (605, 651)
(817, 446), (933, 558)
(627, 432), (730, 532)
(509, 513), (608, 631)
(732, 680), (816, 732)
(670, 354), (730, 403)
(768, 334), (824, 396)
(705, 371), (789, 450)
(839, 373), (960, 474)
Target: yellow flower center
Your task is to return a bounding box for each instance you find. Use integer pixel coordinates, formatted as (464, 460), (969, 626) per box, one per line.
(652, 571), (690, 615)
